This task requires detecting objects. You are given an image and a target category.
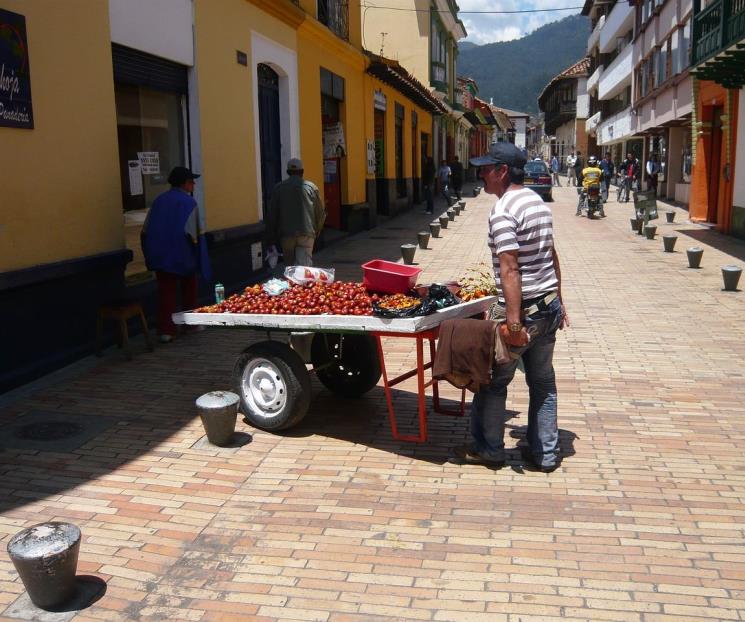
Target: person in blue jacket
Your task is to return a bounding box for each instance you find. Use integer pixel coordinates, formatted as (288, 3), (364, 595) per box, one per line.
(141, 166), (206, 343)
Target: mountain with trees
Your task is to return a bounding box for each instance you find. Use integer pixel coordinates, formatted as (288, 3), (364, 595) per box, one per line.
(458, 14), (590, 114)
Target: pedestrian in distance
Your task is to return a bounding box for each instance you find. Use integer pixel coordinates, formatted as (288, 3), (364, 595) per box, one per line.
(422, 156), (435, 214)
(451, 142), (569, 472)
(566, 150), (577, 186)
(599, 152), (614, 202)
(265, 158), (326, 267)
(573, 150), (584, 186)
(450, 155), (464, 201)
(550, 153), (561, 187)
(618, 152), (641, 202)
(645, 153), (661, 193)
(141, 166), (208, 343)
(438, 159), (452, 206)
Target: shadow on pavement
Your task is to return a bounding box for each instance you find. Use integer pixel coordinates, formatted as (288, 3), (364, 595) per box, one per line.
(676, 227), (745, 262)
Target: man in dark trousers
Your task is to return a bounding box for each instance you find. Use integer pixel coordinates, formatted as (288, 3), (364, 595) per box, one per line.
(573, 150), (584, 186)
(450, 155), (464, 201)
(141, 166), (205, 343)
(451, 142), (569, 472)
(266, 158), (326, 266)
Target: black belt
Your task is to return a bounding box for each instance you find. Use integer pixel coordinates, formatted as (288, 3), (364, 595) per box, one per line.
(522, 292), (558, 316)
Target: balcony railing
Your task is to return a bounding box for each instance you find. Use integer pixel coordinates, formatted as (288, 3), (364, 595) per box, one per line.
(692, 0), (745, 65)
(544, 101), (577, 133)
(318, 0), (349, 41)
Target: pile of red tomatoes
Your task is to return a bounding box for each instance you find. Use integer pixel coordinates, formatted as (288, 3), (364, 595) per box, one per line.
(197, 281), (378, 316)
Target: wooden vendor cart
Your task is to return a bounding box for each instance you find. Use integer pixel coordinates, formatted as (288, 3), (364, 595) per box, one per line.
(173, 296), (495, 443)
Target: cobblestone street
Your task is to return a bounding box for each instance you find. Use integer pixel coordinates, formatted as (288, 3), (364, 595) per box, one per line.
(2, 183), (745, 621)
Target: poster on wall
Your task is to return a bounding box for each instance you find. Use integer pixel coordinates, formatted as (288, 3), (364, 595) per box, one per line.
(323, 123), (346, 158)
(128, 160), (143, 196)
(0, 8), (34, 129)
(137, 151), (160, 175)
(367, 140), (376, 174)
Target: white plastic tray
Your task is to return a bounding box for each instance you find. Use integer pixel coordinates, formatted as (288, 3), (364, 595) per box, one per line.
(173, 296), (496, 334)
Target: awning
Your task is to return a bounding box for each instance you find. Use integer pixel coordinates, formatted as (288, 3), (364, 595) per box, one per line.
(365, 53), (447, 115)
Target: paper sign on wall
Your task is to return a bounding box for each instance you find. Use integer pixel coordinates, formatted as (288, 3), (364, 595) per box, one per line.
(128, 160), (143, 196)
(322, 123), (346, 158)
(137, 151), (160, 175)
(367, 140), (376, 174)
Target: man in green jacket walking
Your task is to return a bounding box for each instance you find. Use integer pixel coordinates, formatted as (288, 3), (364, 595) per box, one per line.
(266, 158), (326, 266)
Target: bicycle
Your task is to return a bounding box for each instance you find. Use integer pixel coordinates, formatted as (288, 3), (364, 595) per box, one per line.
(616, 176), (633, 202)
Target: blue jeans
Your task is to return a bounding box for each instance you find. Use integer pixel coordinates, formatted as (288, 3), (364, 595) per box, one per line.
(469, 297), (563, 467)
(424, 184), (434, 213)
(440, 182), (450, 205)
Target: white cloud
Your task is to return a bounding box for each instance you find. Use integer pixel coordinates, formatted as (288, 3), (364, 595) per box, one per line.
(458, 0), (582, 44)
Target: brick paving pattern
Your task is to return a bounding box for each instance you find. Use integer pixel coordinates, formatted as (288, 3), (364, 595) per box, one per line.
(1, 184), (744, 621)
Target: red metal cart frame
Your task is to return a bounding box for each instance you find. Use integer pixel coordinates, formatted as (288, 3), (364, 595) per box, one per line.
(373, 328), (466, 443)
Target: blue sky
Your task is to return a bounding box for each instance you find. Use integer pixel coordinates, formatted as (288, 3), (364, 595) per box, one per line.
(458, 0), (583, 44)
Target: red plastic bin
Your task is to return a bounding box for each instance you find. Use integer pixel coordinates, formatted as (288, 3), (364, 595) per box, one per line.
(361, 259), (422, 294)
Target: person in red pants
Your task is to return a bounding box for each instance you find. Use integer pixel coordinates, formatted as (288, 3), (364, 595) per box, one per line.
(141, 167), (205, 343)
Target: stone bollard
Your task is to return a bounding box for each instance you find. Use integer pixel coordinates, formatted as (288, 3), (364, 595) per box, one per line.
(417, 231), (430, 250)
(453, 203), (461, 215)
(636, 219), (645, 235)
(662, 234), (677, 252)
(687, 247), (704, 269)
(630, 217), (640, 232)
(473, 187), (481, 197)
(644, 225), (657, 240)
(401, 244), (417, 265)
(429, 222), (441, 238)
(8, 522), (81, 610)
(439, 215), (449, 229)
(458, 200), (466, 211)
(721, 265), (742, 291)
(446, 208), (455, 221)
(665, 211), (675, 223)
(196, 391), (239, 446)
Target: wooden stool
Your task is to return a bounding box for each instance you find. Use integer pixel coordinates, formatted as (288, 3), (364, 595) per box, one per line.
(96, 301), (154, 359)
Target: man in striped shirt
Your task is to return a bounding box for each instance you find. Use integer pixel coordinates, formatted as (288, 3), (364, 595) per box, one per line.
(452, 142), (569, 472)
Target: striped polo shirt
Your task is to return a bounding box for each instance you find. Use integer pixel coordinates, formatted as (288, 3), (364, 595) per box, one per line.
(488, 187), (558, 302)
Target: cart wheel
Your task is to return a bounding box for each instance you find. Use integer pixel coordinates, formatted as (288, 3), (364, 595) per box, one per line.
(233, 341), (311, 431)
(311, 333), (382, 398)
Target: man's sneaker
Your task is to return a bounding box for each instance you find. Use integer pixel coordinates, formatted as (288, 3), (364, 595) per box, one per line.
(449, 445), (505, 467)
(159, 334), (173, 344)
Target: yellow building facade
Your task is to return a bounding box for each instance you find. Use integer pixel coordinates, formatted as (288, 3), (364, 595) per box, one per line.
(0, 0), (441, 391)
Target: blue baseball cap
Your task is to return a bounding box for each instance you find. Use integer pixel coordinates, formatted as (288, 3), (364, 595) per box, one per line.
(470, 142), (527, 169)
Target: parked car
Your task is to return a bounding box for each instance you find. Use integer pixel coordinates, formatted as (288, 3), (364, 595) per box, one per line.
(523, 160), (553, 202)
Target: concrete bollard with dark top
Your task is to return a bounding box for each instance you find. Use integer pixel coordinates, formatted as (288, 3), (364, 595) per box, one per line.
(196, 391), (239, 446)
(429, 222), (441, 238)
(417, 231), (430, 250)
(446, 208), (455, 221)
(630, 217), (640, 231)
(439, 215), (449, 229)
(458, 200), (466, 211)
(662, 234), (677, 252)
(644, 225), (657, 240)
(401, 244), (417, 265)
(666, 211), (675, 223)
(722, 265), (742, 291)
(8, 522), (81, 610)
(473, 187), (481, 196)
(687, 247), (704, 269)
(453, 202), (461, 215)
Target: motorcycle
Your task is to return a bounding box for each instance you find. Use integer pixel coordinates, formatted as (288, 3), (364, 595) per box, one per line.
(584, 183), (602, 218)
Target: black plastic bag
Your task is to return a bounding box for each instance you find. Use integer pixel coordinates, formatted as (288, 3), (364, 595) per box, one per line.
(372, 284), (459, 319)
(372, 299), (425, 318)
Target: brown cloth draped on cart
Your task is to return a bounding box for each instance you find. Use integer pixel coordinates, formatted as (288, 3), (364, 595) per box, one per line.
(433, 319), (510, 393)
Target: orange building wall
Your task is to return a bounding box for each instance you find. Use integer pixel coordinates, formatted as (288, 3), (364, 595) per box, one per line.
(690, 81), (739, 232)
